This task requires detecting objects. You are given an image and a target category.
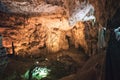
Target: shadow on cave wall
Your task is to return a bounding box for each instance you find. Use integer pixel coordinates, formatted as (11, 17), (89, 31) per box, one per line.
(0, 1), (10, 13)
(105, 7), (120, 80)
(107, 7), (120, 29)
(0, 1), (31, 28)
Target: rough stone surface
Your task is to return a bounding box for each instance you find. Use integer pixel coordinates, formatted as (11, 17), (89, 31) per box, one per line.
(0, 0), (120, 80)
(0, 0), (114, 56)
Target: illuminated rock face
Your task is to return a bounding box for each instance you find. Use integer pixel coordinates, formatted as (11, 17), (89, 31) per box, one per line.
(46, 28), (69, 53)
(0, 15), (91, 55)
(72, 22), (88, 53)
(1, 0), (118, 56)
(0, 0), (97, 56)
(0, 15), (70, 55)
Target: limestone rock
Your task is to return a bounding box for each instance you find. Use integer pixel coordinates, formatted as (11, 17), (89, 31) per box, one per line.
(0, 0), (118, 57)
(46, 28), (69, 53)
(72, 22), (88, 54)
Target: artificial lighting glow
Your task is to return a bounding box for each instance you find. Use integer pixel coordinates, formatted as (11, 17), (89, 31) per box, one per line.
(22, 67), (50, 80)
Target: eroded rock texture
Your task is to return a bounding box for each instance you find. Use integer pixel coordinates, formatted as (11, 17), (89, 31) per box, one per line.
(0, 0), (120, 57)
(0, 0), (120, 80)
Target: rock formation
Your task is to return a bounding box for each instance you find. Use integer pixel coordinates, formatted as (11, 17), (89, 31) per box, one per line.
(0, 0), (120, 80)
(0, 0), (120, 56)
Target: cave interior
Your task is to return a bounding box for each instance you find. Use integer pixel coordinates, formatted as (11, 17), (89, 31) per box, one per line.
(0, 0), (120, 80)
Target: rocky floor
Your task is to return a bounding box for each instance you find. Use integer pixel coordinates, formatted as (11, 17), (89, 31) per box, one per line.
(0, 48), (105, 80)
(0, 48), (88, 80)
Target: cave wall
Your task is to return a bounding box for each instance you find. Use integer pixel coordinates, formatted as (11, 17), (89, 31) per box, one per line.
(0, 0), (120, 56)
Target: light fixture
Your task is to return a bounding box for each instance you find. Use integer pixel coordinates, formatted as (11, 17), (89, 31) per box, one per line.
(22, 67), (51, 80)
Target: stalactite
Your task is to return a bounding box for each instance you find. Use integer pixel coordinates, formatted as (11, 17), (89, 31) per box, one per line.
(12, 42), (15, 55)
(98, 24), (106, 49)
